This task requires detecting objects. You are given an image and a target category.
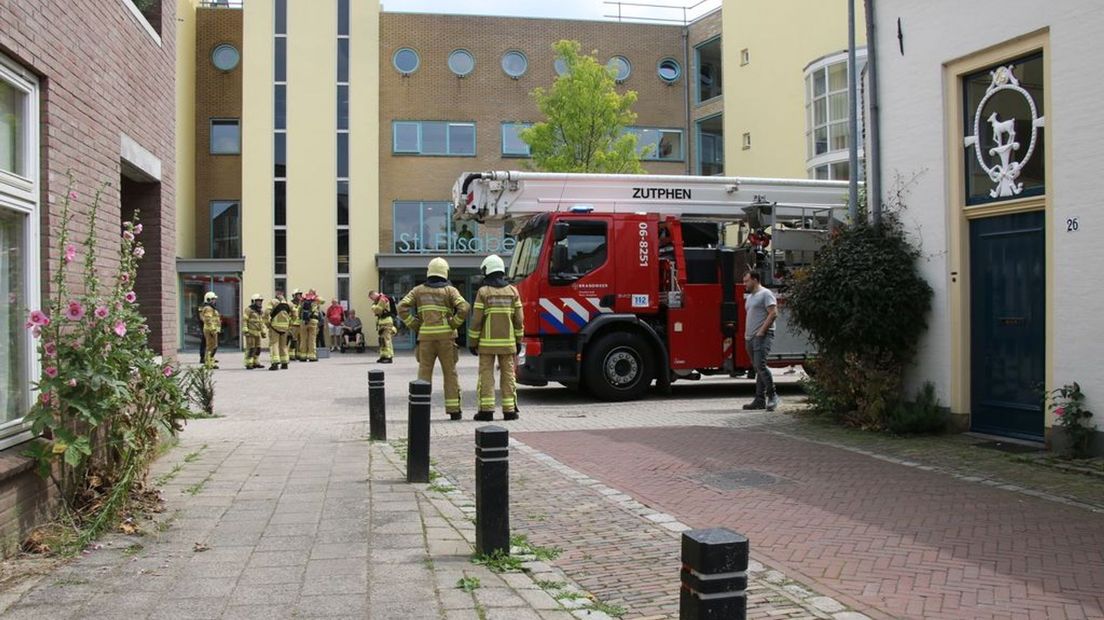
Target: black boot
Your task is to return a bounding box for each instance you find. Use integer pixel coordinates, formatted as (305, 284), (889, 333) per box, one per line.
(448, 412), (462, 421)
(503, 411), (519, 421)
(268, 364), (279, 371)
(281, 363), (289, 369)
(473, 411), (493, 422)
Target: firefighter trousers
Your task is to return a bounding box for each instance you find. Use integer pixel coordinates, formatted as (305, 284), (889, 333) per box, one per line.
(378, 325), (395, 359)
(303, 322), (319, 360)
(244, 334), (261, 367)
(203, 331), (219, 369)
(477, 353), (516, 413)
(417, 339), (461, 414)
(269, 330), (290, 365)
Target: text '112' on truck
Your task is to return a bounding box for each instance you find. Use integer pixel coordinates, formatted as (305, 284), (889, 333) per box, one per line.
(452, 171), (850, 401)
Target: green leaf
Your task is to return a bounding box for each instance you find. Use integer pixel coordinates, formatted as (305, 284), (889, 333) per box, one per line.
(64, 443), (85, 467)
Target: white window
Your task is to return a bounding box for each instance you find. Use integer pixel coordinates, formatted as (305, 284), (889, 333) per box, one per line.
(448, 49), (475, 77)
(627, 127), (683, 161)
(0, 55), (40, 449)
(392, 121), (476, 156)
(804, 49), (866, 180)
(502, 51), (528, 78)
(607, 56), (631, 82)
(393, 48), (420, 75)
(501, 123), (532, 157)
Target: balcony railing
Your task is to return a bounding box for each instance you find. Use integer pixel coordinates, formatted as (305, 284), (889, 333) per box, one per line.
(199, 0), (243, 8)
(603, 0), (720, 25)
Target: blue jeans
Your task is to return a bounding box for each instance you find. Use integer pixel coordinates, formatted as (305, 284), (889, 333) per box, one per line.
(746, 334), (775, 401)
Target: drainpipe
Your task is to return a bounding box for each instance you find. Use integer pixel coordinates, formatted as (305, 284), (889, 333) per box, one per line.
(864, 0), (883, 227)
(847, 0), (859, 222)
(683, 26), (692, 175)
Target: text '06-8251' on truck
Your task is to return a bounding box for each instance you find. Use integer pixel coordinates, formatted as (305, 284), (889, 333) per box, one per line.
(452, 171), (852, 402)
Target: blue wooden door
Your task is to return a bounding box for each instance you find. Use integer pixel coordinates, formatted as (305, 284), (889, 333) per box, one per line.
(969, 212), (1045, 440)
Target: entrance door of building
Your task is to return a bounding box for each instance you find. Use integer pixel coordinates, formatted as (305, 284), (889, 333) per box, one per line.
(969, 211), (1045, 440)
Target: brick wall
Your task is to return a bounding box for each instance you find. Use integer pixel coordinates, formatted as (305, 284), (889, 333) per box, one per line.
(194, 7), (243, 258)
(378, 13), (690, 250)
(0, 0), (177, 556)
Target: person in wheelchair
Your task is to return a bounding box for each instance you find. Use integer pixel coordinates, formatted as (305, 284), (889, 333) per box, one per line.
(341, 309), (366, 353)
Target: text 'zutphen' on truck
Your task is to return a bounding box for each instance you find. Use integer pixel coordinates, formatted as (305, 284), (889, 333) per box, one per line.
(452, 171), (852, 401)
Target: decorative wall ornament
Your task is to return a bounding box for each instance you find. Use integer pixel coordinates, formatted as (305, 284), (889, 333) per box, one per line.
(963, 65), (1046, 199)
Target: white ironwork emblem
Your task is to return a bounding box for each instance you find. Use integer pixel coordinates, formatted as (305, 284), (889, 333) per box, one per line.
(963, 65), (1046, 198)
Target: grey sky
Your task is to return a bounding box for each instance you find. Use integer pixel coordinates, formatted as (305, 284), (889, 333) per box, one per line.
(380, 0), (720, 23)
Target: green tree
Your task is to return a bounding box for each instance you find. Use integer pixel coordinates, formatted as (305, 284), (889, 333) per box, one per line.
(521, 40), (649, 173)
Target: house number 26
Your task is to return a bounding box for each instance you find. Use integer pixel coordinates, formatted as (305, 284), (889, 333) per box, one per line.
(1067, 217), (1079, 232)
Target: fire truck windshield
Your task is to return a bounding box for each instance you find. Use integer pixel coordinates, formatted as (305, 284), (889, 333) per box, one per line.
(508, 229), (545, 282)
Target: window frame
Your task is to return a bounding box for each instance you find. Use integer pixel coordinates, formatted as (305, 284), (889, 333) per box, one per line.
(695, 113), (724, 176)
(501, 122), (532, 158)
(209, 118), (241, 155)
(657, 57), (681, 83)
(391, 121), (477, 157)
(607, 56), (631, 83)
(392, 47), (421, 75)
(803, 49), (867, 178)
(501, 50), (528, 78)
(549, 219), (609, 283)
(0, 54), (40, 450)
(448, 49), (476, 78)
(694, 36), (723, 104)
(627, 126), (684, 162)
(209, 200), (242, 259)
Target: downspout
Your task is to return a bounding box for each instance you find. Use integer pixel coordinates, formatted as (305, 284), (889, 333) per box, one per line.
(847, 0), (859, 222)
(683, 25), (692, 175)
(864, 0), (883, 226)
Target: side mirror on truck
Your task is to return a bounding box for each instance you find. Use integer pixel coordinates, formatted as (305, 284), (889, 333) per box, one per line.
(553, 221), (569, 243)
(550, 244), (569, 276)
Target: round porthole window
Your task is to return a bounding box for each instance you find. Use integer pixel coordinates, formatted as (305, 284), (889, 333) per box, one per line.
(393, 48), (420, 75)
(553, 57), (569, 76)
(607, 56), (631, 82)
(211, 44), (240, 72)
(448, 49), (475, 77)
(502, 51), (528, 78)
(658, 58), (681, 83)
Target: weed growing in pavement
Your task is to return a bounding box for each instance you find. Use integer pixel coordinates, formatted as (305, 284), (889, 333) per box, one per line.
(183, 445), (207, 463)
(390, 439), (408, 460)
(122, 543), (144, 557)
(510, 533), (562, 561)
(184, 473), (212, 496)
(474, 602), (487, 620)
(535, 579), (567, 591)
(553, 590), (586, 601)
(456, 575), (481, 592)
(471, 549), (523, 573)
(52, 575), (90, 587)
(527, 512), (548, 522)
(153, 463), (183, 487)
(591, 600), (627, 617)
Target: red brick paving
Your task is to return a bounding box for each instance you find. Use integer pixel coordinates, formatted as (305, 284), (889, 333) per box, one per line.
(519, 426), (1104, 620)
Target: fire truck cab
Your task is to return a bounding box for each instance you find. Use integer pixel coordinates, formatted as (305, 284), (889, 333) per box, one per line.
(453, 171), (849, 401)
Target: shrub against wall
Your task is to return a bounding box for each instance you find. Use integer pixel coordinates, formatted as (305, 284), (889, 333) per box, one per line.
(788, 201), (935, 430)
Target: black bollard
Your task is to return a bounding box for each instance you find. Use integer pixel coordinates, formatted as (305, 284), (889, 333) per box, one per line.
(368, 370), (387, 441)
(474, 425), (510, 556)
(680, 528), (748, 620)
(407, 379), (431, 483)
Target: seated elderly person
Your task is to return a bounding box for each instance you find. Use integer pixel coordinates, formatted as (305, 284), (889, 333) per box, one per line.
(341, 309), (365, 353)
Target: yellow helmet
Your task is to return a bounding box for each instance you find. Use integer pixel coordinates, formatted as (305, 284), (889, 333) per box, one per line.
(251, 293), (264, 302)
(427, 257), (450, 279)
(480, 254), (505, 276)
(204, 291), (218, 302)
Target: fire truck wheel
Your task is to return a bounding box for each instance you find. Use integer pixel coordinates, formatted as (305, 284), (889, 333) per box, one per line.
(583, 332), (655, 402)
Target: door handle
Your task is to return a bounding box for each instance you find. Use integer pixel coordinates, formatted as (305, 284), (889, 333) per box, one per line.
(600, 294), (615, 308)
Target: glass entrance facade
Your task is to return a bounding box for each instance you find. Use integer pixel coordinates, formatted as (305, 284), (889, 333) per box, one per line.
(180, 273), (242, 351)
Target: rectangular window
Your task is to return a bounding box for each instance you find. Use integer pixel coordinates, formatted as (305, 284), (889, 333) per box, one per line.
(337, 277), (350, 304)
(0, 56), (39, 448)
(337, 181), (349, 226)
(963, 53), (1045, 205)
(696, 114), (724, 176)
(392, 201), (510, 255)
(501, 122), (531, 157)
(274, 132), (286, 177)
(274, 181), (287, 226)
(629, 127), (683, 161)
(391, 121), (476, 156)
(695, 37), (723, 103)
(274, 0), (287, 35)
(275, 84), (286, 130)
(553, 221), (609, 280)
(337, 132), (349, 178)
(274, 37), (287, 82)
(210, 201), (241, 258)
(337, 85), (348, 130)
(274, 229), (287, 275)
(337, 229), (349, 274)
(337, 0), (349, 36)
(393, 201), (421, 253)
(210, 118), (240, 155)
(0, 79), (27, 176)
(275, 277), (287, 295)
(337, 38), (349, 84)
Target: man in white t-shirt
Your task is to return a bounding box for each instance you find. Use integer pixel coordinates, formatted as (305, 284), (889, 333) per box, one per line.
(743, 271), (780, 411)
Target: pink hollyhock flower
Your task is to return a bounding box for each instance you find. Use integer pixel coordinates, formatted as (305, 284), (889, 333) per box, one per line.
(94, 306), (109, 319)
(133, 246), (145, 258)
(43, 341), (57, 357)
(68, 191), (78, 201)
(1054, 407), (1065, 417)
(31, 326), (41, 338)
(125, 291), (137, 303)
(65, 301), (85, 321)
(113, 321), (127, 337)
(38, 392), (51, 406)
(123, 230), (135, 242)
(44, 366), (58, 379)
(120, 272), (131, 283)
(162, 365), (173, 378)
(64, 244), (76, 263)
(67, 378), (77, 387)
(27, 310), (50, 327)
(134, 224), (143, 235)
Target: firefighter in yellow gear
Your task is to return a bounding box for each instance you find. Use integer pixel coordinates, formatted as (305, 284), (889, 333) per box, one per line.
(468, 255), (524, 421)
(243, 293), (268, 369)
(398, 257), (470, 420)
(289, 289), (304, 360)
(369, 290), (396, 363)
(265, 292), (293, 370)
(200, 291), (221, 370)
(299, 290), (323, 361)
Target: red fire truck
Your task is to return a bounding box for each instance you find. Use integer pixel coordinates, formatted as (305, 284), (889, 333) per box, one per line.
(452, 171), (849, 401)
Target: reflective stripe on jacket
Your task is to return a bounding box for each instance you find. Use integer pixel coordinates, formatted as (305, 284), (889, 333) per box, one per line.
(398, 284), (470, 341)
(468, 284), (523, 354)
